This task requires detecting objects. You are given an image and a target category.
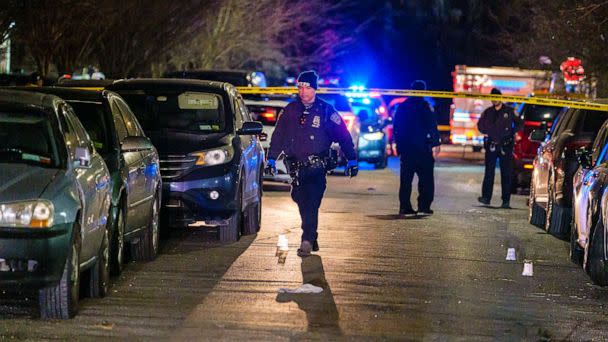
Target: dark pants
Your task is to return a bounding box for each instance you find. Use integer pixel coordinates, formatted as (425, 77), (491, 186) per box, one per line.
(482, 144), (513, 203)
(291, 166), (327, 243)
(399, 151), (435, 212)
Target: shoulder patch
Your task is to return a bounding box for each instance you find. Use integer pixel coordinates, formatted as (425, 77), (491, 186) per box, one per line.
(330, 113), (342, 125)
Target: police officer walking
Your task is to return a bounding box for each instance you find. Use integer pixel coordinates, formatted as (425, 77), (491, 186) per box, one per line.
(477, 88), (523, 208)
(393, 80), (441, 217)
(266, 70), (358, 257)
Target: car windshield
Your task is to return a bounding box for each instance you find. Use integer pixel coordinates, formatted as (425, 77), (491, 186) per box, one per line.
(520, 104), (562, 122)
(318, 94), (352, 112)
(117, 91), (228, 133)
(0, 110), (61, 168)
(68, 101), (112, 155)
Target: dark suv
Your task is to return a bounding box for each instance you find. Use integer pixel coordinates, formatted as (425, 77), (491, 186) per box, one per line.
(529, 106), (608, 237)
(107, 79), (265, 243)
(19, 87), (163, 275)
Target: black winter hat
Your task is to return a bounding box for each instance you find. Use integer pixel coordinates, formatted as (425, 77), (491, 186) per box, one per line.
(490, 87), (502, 95)
(297, 70), (318, 89)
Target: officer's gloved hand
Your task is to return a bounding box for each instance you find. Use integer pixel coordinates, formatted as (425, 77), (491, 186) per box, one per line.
(345, 160), (358, 178)
(265, 159), (277, 176)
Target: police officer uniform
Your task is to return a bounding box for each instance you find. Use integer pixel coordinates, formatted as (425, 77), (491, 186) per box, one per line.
(477, 88), (523, 208)
(393, 80), (441, 216)
(267, 71), (357, 257)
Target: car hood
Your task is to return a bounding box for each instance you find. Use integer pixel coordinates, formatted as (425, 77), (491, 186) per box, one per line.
(146, 130), (233, 155)
(0, 163), (60, 202)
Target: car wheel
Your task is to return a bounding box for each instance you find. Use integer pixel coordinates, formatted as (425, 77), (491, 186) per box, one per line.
(132, 193), (160, 262)
(588, 217), (608, 286)
(374, 155), (387, 169)
(570, 216), (584, 266)
(88, 226), (110, 298)
(39, 222), (81, 319)
(472, 146), (482, 152)
(110, 202), (125, 276)
(242, 179), (262, 235)
(528, 180), (545, 227)
(219, 177), (243, 243)
(546, 182), (571, 238)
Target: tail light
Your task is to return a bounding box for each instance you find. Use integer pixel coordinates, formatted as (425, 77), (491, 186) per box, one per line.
(251, 107), (277, 125)
(342, 114), (356, 131)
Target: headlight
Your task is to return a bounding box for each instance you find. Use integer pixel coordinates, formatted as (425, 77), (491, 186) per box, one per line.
(362, 132), (384, 141)
(191, 146), (234, 166)
(0, 200), (54, 228)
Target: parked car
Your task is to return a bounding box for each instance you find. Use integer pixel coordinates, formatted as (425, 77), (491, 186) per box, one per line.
(18, 87), (162, 275)
(244, 96), (293, 183)
(348, 97), (388, 169)
(0, 89), (111, 319)
(529, 106), (608, 238)
(164, 70), (267, 87)
(107, 79), (264, 242)
(512, 104), (565, 192)
(570, 103), (608, 285)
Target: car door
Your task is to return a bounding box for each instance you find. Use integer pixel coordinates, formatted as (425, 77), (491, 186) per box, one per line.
(63, 104), (109, 262)
(235, 96), (261, 207)
(109, 96), (144, 231)
(536, 109), (574, 200)
(116, 96), (158, 227)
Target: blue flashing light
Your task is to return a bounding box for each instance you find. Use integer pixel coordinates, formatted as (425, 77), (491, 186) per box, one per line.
(349, 84), (366, 92)
(362, 98), (371, 105)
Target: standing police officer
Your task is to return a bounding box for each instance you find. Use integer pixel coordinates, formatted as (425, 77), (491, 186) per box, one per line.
(393, 80), (441, 217)
(266, 70), (358, 257)
(477, 88), (523, 208)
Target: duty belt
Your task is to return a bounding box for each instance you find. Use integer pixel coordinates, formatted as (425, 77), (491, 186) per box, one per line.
(286, 154), (327, 185)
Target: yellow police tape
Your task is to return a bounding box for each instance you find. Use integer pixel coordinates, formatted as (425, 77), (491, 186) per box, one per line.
(236, 87), (608, 112)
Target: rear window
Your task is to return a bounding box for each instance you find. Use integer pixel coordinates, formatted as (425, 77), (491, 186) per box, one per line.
(318, 94), (352, 112)
(68, 102), (112, 154)
(520, 105), (562, 122)
(0, 110), (62, 168)
(117, 91), (227, 133)
(578, 110), (608, 134)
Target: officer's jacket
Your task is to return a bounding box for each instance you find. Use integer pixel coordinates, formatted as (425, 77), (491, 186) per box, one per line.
(478, 104), (523, 144)
(393, 98), (440, 154)
(268, 97), (356, 162)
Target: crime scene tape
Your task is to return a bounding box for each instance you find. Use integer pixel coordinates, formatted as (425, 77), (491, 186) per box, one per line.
(236, 87), (608, 112)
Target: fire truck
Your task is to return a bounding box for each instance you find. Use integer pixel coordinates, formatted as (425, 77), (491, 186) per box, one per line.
(450, 65), (553, 150)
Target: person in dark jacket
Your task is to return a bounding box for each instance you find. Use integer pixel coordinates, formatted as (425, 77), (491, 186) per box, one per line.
(393, 80), (441, 216)
(477, 88), (523, 208)
(267, 70), (358, 257)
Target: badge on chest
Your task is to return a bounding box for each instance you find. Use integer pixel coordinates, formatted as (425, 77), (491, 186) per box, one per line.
(312, 115), (321, 128)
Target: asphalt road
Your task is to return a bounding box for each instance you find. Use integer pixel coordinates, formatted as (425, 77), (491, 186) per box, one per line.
(2, 149), (608, 341)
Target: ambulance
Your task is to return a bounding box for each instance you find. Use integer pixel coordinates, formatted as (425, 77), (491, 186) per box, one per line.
(450, 65), (553, 150)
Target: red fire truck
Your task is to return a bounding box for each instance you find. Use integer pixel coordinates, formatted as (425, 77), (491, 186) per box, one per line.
(450, 65), (553, 151)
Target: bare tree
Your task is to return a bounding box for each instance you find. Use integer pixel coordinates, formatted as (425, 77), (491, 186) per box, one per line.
(167, 0), (353, 76)
(93, 0), (210, 78)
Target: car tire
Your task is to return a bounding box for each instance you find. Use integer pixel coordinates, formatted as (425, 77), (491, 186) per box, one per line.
(109, 202), (126, 276)
(88, 227), (110, 298)
(472, 146), (482, 153)
(570, 217), (584, 266)
(374, 155), (387, 169)
(588, 217), (608, 286)
(546, 193), (571, 239)
(219, 178), (243, 243)
(528, 181), (545, 228)
(39, 222), (81, 319)
(242, 180), (262, 236)
(132, 193), (160, 262)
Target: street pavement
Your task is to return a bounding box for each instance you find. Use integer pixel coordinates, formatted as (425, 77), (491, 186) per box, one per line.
(2, 150), (608, 341)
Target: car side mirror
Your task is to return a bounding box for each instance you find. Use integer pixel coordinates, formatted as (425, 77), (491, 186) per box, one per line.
(121, 136), (153, 152)
(576, 147), (593, 169)
(74, 146), (91, 168)
(238, 121), (263, 135)
(529, 129), (546, 143)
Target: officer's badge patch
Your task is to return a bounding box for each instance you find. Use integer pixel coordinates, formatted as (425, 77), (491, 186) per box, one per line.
(330, 113), (342, 125)
(504, 113), (508, 118)
(312, 116), (321, 128)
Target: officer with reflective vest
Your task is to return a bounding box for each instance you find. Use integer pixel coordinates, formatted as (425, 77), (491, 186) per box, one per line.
(266, 70), (358, 257)
(477, 88), (523, 208)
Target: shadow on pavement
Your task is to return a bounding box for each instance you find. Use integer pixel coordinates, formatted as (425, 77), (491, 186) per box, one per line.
(473, 205), (526, 211)
(367, 214), (428, 220)
(263, 182), (291, 192)
(276, 255), (343, 338)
